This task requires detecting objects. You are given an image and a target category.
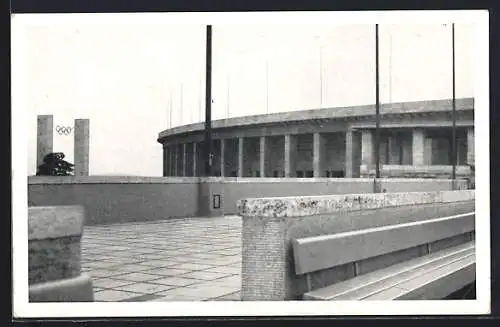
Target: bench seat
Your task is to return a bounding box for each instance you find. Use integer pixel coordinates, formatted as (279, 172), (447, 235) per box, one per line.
(304, 241), (475, 300)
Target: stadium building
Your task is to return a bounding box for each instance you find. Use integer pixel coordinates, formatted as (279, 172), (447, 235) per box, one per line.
(157, 97), (474, 179)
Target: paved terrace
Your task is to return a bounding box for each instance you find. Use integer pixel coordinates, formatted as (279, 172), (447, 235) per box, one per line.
(81, 216), (242, 302)
(81, 200), (473, 302)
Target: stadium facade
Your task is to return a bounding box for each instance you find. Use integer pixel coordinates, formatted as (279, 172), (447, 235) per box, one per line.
(157, 97), (474, 179)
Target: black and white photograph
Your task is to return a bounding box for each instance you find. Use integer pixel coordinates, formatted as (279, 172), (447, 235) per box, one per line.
(11, 10), (490, 317)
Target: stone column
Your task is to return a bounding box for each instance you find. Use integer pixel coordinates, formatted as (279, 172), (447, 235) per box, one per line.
(220, 139), (226, 177)
(345, 129), (361, 178)
(260, 136), (270, 178)
(361, 130), (373, 168)
(313, 132), (325, 177)
(412, 128), (425, 166)
(74, 119), (90, 176)
(238, 137), (244, 177)
(182, 143), (188, 177)
(192, 142), (198, 177)
(284, 134), (297, 177)
(467, 127), (474, 165)
(36, 115), (54, 171)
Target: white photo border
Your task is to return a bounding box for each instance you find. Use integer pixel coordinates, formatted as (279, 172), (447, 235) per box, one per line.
(12, 10), (490, 317)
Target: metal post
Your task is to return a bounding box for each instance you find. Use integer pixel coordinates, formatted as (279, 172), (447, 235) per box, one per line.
(226, 72), (230, 118)
(169, 90), (173, 128)
(375, 24), (381, 179)
(265, 60), (269, 113)
(180, 83), (184, 125)
(451, 23), (457, 181)
(320, 46), (323, 107)
(204, 25), (213, 177)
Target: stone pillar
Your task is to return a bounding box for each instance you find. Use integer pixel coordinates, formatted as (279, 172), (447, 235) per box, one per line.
(260, 136), (270, 178)
(313, 132), (325, 177)
(220, 139), (226, 177)
(412, 128), (425, 166)
(192, 142), (198, 177)
(284, 134), (297, 177)
(36, 115), (54, 171)
(345, 129), (361, 178)
(74, 119), (90, 176)
(238, 137), (244, 177)
(361, 130), (373, 168)
(182, 143), (188, 177)
(467, 127), (474, 165)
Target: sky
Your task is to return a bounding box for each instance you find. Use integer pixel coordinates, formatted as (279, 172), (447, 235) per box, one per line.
(14, 13), (477, 177)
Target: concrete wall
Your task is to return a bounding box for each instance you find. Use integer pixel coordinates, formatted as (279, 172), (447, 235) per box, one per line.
(219, 178), (374, 215)
(29, 176), (468, 226)
(29, 177), (200, 226)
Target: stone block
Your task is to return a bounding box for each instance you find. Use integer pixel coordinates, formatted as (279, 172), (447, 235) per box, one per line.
(29, 206), (84, 283)
(29, 274), (94, 302)
(238, 190), (474, 219)
(28, 205), (92, 302)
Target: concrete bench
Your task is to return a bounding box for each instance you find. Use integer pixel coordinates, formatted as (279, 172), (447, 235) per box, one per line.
(29, 205), (94, 302)
(239, 189), (475, 301)
(293, 212), (475, 300)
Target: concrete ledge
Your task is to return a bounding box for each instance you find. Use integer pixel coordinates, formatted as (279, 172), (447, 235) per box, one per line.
(28, 176), (202, 185)
(28, 176), (373, 185)
(238, 190), (475, 219)
(29, 274), (94, 302)
(28, 175), (471, 185)
(361, 165), (472, 179)
(29, 206), (84, 240)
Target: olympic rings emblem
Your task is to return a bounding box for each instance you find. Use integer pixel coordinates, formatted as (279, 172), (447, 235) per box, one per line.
(56, 125), (73, 135)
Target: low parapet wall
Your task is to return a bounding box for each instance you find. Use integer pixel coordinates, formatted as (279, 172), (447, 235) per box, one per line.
(360, 165), (472, 179)
(28, 176), (468, 226)
(28, 205), (94, 302)
(238, 190), (475, 300)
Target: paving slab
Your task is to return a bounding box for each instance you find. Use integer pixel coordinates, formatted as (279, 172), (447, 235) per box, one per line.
(81, 215), (242, 301)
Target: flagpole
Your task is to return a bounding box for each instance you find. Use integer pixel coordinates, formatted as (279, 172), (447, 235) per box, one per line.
(375, 24), (381, 179)
(204, 25), (213, 177)
(180, 83), (183, 125)
(266, 59), (269, 113)
(451, 23), (457, 182)
(389, 32), (392, 104)
(226, 72), (230, 118)
(198, 79), (202, 122)
(169, 89), (173, 128)
(320, 45), (323, 107)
